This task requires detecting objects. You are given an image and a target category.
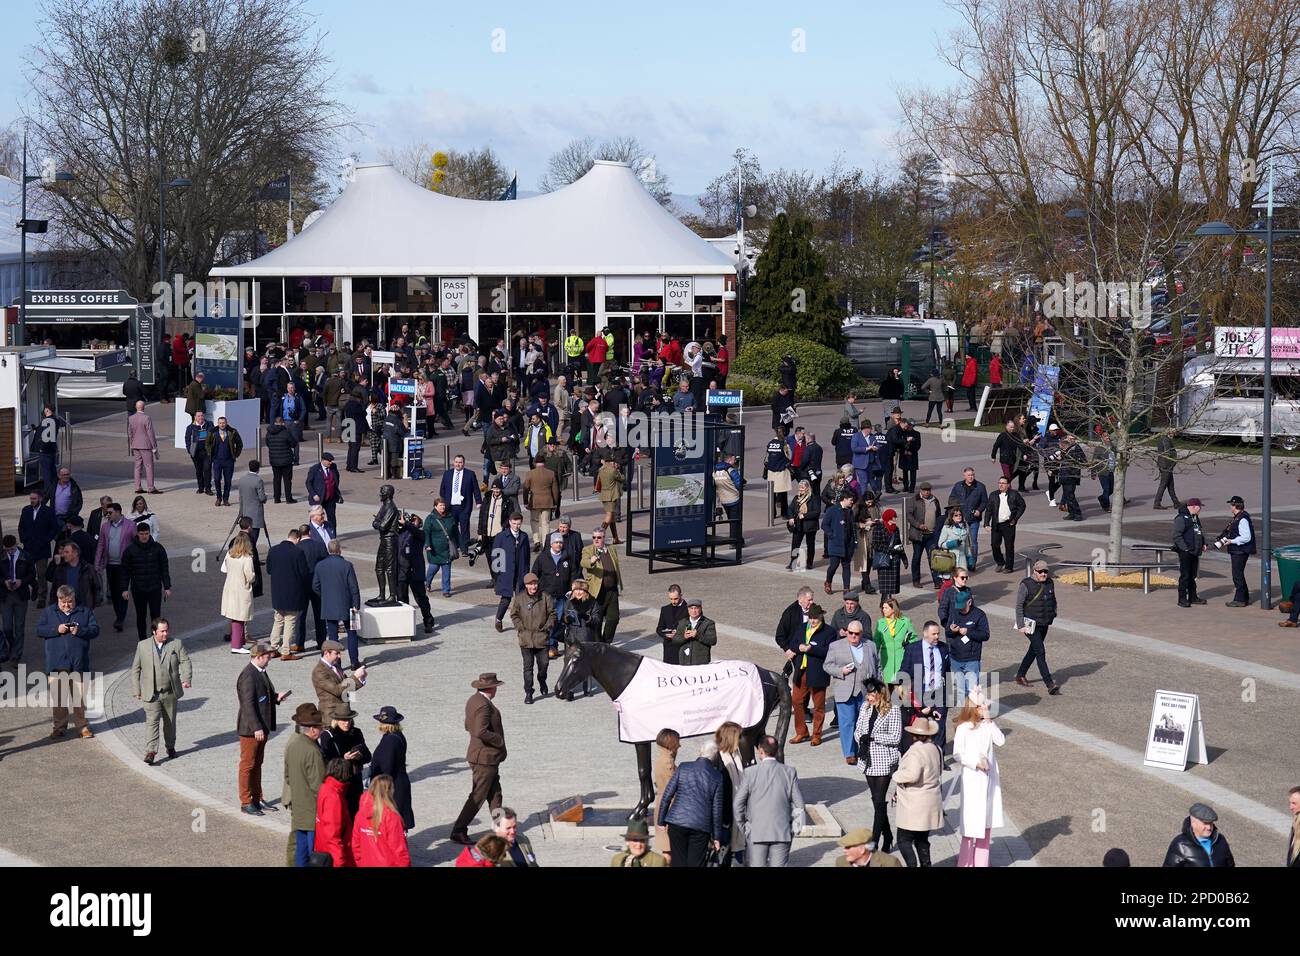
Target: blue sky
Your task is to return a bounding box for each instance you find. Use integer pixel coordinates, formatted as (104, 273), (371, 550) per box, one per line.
(2, 0), (965, 194)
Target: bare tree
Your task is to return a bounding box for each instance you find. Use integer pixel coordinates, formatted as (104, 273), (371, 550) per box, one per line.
(0, 123), (20, 180)
(900, 0), (1300, 563)
(538, 135), (672, 205)
(381, 143), (511, 200)
(26, 0), (350, 299)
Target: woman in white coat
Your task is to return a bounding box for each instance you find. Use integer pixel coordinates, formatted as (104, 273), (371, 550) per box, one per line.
(952, 689), (1004, 866)
(892, 717), (944, 867)
(222, 532), (256, 654)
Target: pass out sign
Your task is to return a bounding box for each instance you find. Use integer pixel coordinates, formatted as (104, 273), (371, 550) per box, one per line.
(439, 278), (469, 314)
(665, 276), (693, 313)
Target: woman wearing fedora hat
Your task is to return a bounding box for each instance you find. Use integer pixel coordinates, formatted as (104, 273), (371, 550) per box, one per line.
(369, 707), (413, 831)
(892, 718), (943, 867)
(611, 819), (667, 867)
(318, 707), (371, 817)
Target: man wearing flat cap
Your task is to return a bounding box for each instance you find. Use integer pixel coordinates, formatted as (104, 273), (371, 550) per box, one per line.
(836, 827), (902, 867)
(532, 531), (574, 656)
(312, 639), (367, 720)
(1162, 803), (1235, 867)
(450, 673), (508, 845)
(510, 573), (555, 704)
(284, 702), (326, 866)
(671, 598), (717, 666)
(1171, 498), (1207, 609)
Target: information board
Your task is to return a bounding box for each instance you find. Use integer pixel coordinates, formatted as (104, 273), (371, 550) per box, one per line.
(193, 298), (245, 392)
(1143, 690), (1207, 772)
(651, 438), (710, 550)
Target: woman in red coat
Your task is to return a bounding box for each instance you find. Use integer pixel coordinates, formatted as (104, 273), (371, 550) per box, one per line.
(315, 759), (356, 867)
(454, 834), (508, 867)
(960, 354), (979, 411)
(351, 775), (411, 867)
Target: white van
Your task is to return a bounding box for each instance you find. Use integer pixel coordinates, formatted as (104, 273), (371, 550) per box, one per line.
(844, 315), (961, 360)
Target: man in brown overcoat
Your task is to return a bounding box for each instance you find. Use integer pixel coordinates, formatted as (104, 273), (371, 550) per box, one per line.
(449, 672), (507, 844)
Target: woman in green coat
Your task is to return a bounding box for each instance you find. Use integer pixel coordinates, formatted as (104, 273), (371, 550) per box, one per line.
(596, 458), (625, 544)
(873, 596), (917, 686)
(423, 498), (460, 597)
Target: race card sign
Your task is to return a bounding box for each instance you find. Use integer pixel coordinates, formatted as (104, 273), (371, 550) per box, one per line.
(1143, 690), (1207, 772)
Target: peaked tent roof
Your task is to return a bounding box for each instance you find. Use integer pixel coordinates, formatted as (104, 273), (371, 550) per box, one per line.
(212, 160), (735, 278)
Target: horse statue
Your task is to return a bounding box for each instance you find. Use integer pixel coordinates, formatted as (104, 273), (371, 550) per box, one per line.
(554, 641), (792, 820)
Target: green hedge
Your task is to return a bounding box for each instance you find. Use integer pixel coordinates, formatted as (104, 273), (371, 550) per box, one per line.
(728, 374), (780, 406)
(733, 334), (864, 400)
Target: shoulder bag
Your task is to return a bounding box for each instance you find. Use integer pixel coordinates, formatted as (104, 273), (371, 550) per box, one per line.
(431, 516), (460, 561)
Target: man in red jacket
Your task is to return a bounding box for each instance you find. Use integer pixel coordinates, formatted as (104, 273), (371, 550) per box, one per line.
(583, 334), (608, 387)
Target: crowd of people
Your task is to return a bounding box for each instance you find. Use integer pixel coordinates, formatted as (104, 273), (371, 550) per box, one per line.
(2, 320), (1287, 872)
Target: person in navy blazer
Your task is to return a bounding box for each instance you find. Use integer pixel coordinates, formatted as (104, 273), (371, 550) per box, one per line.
(490, 513), (531, 630)
(897, 621), (951, 754)
(305, 455), (345, 533)
(266, 529), (312, 656)
(782, 603), (836, 745)
(313, 540), (362, 668)
(439, 456), (481, 546)
(296, 524), (329, 651)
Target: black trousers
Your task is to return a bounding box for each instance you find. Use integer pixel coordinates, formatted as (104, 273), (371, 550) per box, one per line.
(790, 528), (816, 566)
(521, 646), (549, 694)
(990, 521), (1017, 570)
(1154, 470), (1179, 507)
(966, 384), (978, 409)
(925, 401), (944, 423)
(346, 441), (361, 471)
(774, 491), (789, 519)
(403, 573), (432, 624)
(825, 557), (852, 590)
(192, 451), (211, 492)
(1229, 552), (1250, 604)
(132, 588), (163, 642)
(1060, 481), (1081, 518)
(897, 828), (932, 867)
(1177, 551), (1200, 604)
(900, 466), (917, 493)
(667, 824), (712, 867)
(451, 761), (503, 836)
(496, 595), (513, 623)
(865, 771), (894, 852)
(272, 465), (294, 501)
(106, 565), (129, 625)
(1017, 623), (1054, 685)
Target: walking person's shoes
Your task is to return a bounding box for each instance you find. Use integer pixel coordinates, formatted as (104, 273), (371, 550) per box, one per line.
(495, 620), (504, 633)
(845, 756), (858, 766)
(547, 648), (559, 659)
(1190, 598), (1206, 605)
(449, 831), (473, 845)
(1280, 621), (1299, 628)
(823, 581), (833, 595)
(278, 652), (299, 661)
(231, 646), (250, 654)
(539, 679), (548, 697)
(1047, 684), (1061, 696)
(285, 498), (298, 504)
(1014, 675), (1031, 687)
(254, 801), (277, 812)
(525, 692), (534, 705)
(1226, 602), (1248, 608)
(423, 618), (434, 635)
(49, 728), (64, 738)
(143, 752), (155, 765)
(810, 736), (823, 747)
(240, 804), (264, 816)
(166, 747), (177, 760)
(788, 734), (809, 745)
(134, 488), (144, 494)
(80, 727), (94, 739)
(149, 488), (163, 494)
(1153, 503), (1166, 510)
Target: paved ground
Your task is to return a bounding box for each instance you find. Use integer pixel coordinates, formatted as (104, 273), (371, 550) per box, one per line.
(0, 395), (1295, 867)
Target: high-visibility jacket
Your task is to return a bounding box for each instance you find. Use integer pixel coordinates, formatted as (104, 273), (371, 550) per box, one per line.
(603, 332), (614, 349)
(564, 334), (585, 358)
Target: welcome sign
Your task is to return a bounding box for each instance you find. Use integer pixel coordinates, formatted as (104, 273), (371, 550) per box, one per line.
(613, 658), (765, 743)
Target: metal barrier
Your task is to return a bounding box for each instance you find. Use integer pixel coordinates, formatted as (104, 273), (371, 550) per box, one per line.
(316, 431), (324, 464)
(59, 416), (73, 471)
(571, 452), (582, 501)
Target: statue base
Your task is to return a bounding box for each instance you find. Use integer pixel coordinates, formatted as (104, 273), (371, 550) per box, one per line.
(360, 602), (417, 644)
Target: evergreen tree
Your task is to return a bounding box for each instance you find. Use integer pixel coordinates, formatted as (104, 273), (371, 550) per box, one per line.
(742, 212), (843, 349)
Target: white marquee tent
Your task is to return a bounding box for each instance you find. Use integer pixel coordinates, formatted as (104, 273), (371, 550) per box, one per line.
(211, 160), (736, 351)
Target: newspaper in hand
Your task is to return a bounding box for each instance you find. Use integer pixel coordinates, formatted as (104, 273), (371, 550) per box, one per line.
(1019, 616), (1037, 632)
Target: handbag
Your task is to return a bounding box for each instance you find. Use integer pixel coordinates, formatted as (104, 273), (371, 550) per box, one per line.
(930, 548), (956, 574)
(431, 516), (460, 561)
(871, 551), (892, 570)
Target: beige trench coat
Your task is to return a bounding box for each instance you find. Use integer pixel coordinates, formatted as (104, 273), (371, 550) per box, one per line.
(220, 553), (255, 622)
(892, 739), (944, 831)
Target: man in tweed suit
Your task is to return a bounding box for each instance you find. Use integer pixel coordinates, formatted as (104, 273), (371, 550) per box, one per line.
(733, 735), (805, 867)
(130, 617), (192, 764)
(450, 672), (507, 844)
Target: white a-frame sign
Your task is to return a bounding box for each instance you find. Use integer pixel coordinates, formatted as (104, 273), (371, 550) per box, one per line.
(1143, 690), (1208, 771)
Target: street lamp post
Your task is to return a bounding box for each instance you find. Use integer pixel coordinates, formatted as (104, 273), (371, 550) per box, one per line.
(158, 158), (192, 292)
(1196, 162), (1300, 610)
(16, 127), (76, 347)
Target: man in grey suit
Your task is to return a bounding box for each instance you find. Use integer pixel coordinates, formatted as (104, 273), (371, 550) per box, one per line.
(237, 461), (268, 547)
(733, 735), (805, 867)
(130, 617), (192, 765)
(823, 620), (880, 766)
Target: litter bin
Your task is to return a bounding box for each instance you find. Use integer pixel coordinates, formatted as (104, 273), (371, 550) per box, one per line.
(1273, 545), (1300, 601)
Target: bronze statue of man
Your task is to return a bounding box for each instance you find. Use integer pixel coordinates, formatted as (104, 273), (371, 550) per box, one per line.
(368, 483), (402, 606)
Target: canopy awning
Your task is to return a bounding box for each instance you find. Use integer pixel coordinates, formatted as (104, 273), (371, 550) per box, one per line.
(212, 161), (736, 278)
